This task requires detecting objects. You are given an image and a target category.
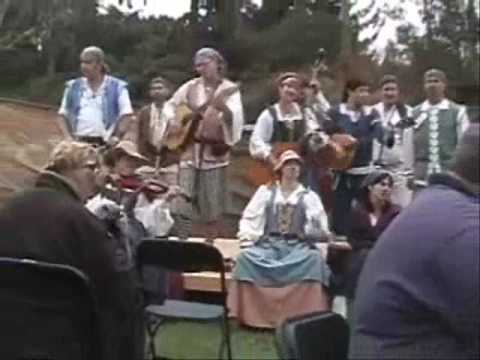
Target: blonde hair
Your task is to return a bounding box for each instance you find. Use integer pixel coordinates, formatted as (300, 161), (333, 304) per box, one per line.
(47, 141), (97, 173)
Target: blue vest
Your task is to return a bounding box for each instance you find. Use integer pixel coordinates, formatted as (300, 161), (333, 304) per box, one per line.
(63, 75), (127, 133)
(327, 105), (386, 168)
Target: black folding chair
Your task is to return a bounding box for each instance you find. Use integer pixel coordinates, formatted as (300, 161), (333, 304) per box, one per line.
(276, 311), (349, 360)
(0, 257), (102, 360)
(137, 239), (232, 360)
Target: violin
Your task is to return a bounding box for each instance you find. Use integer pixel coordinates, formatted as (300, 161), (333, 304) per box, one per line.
(108, 174), (192, 203)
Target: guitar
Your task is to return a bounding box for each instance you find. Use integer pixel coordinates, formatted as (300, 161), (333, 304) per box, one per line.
(315, 133), (358, 171)
(165, 85), (239, 152)
(246, 142), (300, 188)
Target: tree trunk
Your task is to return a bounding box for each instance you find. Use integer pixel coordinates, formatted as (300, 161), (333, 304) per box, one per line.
(466, 0), (479, 61)
(263, 0), (292, 20)
(339, 0), (353, 59)
(423, 0), (434, 50)
(0, 0), (12, 27)
(190, 0), (199, 23)
(295, 0), (307, 11)
(47, 51), (56, 77)
(216, 0), (240, 38)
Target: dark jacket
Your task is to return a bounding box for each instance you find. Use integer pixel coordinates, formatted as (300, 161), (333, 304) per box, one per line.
(350, 173), (480, 359)
(137, 103), (178, 166)
(344, 202), (401, 298)
(0, 171), (139, 360)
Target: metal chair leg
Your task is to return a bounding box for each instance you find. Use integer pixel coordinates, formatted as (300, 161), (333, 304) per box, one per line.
(218, 321), (226, 359)
(217, 315), (233, 360)
(224, 315), (232, 360)
(146, 315), (165, 360)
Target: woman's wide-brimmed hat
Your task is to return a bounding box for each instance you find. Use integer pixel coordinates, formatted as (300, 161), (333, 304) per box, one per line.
(274, 149), (303, 172)
(113, 140), (149, 164)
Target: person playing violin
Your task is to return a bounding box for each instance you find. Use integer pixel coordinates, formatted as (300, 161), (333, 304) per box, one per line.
(89, 140), (180, 238)
(87, 140), (183, 307)
(164, 47), (244, 241)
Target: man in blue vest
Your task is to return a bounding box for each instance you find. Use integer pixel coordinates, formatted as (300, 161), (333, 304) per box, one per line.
(58, 46), (133, 146)
(411, 69), (470, 184)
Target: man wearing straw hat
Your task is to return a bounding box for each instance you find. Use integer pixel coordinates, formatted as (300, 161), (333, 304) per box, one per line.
(58, 46), (134, 146)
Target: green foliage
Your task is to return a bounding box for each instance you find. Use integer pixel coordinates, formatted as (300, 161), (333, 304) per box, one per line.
(389, 0), (480, 103)
(0, 0), (478, 114)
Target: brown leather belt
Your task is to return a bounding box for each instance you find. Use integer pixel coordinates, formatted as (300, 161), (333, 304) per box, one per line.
(76, 136), (105, 147)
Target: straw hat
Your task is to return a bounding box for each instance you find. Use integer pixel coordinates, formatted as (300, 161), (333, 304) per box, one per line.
(274, 150), (303, 172)
(113, 140), (149, 164)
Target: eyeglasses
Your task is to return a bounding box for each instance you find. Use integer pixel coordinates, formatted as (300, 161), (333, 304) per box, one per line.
(82, 163), (98, 171)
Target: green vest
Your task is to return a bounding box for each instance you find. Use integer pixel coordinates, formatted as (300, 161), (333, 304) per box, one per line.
(412, 101), (461, 180)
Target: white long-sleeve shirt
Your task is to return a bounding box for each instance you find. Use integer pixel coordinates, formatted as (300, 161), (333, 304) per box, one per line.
(237, 183), (330, 245)
(371, 102), (414, 172)
(86, 193), (174, 238)
(249, 103), (319, 160)
(133, 193), (174, 237)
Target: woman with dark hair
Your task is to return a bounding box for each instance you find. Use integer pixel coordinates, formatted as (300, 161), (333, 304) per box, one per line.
(343, 171), (401, 316)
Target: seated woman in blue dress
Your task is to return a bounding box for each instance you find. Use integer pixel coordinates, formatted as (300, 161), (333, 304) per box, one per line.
(228, 150), (332, 328)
